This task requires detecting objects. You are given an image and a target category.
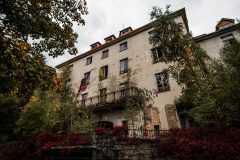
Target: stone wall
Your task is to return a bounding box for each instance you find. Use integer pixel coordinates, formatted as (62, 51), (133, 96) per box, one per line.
(94, 135), (161, 160)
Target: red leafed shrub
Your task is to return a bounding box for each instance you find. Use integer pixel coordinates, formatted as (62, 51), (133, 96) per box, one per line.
(95, 127), (109, 135)
(0, 132), (92, 160)
(112, 125), (128, 135)
(155, 128), (240, 160)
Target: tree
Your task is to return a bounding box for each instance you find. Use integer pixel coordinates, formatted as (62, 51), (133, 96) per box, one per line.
(0, 0), (88, 139)
(150, 6), (240, 127)
(17, 67), (82, 136)
(0, 0), (88, 104)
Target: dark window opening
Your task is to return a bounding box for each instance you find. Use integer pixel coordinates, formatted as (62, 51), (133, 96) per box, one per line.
(155, 72), (170, 93)
(86, 57), (92, 65)
(99, 88), (107, 103)
(151, 47), (163, 64)
(102, 50), (109, 59)
(81, 93), (88, 107)
(120, 58), (128, 74)
(120, 41), (128, 52)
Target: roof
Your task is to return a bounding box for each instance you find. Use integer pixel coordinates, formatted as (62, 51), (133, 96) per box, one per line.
(104, 34), (116, 40)
(56, 8), (189, 69)
(216, 18), (235, 27)
(194, 23), (240, 43)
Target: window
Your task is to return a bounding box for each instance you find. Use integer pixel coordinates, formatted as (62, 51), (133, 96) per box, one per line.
(99, 88), (107, 103)
(151, 47), (163, 63)
(120, 82), (128, 99)
(120, 58), (128, 74)
(84, 72), (90, 84)
(99, 65), (108, 80)
(86, 57), (92, 65)
(68, 64), (74, 71)
(155, 72), (170, 93)
(102, 50), (109, 59)
(120, 41), (128, 52)
(220, 33), (235, 44)
(81, 93), (88, 107)
(148, 30), (154, 39)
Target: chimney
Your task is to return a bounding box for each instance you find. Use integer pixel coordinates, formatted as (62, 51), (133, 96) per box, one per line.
(216, 18), (235, 31)
(119, 27), (133, 37)
(90, 42), (101, 50)
(104, 34), (116, 43)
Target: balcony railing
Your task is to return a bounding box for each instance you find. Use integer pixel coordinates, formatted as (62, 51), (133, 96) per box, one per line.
(79, 89), (135, 108)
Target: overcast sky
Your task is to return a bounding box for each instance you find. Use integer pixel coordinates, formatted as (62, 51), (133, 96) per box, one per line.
(46, 0), (240, 67)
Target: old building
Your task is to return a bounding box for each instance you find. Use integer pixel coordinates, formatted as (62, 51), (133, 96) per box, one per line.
(194, 18), (240, 58)
(56, 8), (240, 130)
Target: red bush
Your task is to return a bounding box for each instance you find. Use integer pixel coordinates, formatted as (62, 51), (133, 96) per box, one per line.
(112, 125), (128, 135)
(0, 132), (92, 160)
(95, 127), (109, 135)
(155, 128), (240, 160)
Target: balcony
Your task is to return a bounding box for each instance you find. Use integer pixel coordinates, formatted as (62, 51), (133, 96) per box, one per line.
(79, 89), (134, 112)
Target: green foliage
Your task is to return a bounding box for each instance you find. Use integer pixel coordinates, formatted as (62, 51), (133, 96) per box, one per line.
(123, 70), (156, 129)
(0, 0), (88, 105)
(17, 67), (81, 135)
(150, 6), (240, 127)
(0, 94), (20, 142)
(72, 107), (96, 136)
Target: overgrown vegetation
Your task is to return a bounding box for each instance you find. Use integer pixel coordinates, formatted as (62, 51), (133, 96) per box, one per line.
(150, 6), (240, 127)
(155, 128), (240, 160)
(0, 0), (88, 141)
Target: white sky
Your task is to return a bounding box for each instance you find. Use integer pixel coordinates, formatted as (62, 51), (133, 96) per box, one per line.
(46, 0), (240, 67)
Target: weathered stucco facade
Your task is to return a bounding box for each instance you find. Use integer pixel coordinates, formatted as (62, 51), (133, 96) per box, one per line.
(56, 9), (240, 130)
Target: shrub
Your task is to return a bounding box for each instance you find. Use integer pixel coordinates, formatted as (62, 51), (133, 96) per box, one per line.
(0, 132), (91, 160)
(155, 128), (240, 160)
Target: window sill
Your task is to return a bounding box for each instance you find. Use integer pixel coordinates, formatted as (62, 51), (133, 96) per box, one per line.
(99, 77), (108, 81)
(152, 59), (162, 64)
(120, 71), (128, 75)
(157, 87), (170, 93)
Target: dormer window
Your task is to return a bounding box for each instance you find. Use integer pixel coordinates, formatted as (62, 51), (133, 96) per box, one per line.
(90, 42), (101, 50)
(104, 35), (116, 43)
(119, 27), (133, 37)
(216, 18), (235, 31)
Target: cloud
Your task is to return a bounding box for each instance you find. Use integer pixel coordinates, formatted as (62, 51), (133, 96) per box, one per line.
(46, 0), (240, 67)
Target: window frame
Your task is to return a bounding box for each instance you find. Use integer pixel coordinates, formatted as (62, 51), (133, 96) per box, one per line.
(102, 50), (109, 59)
(99, 88), (107, 103)
(151, 47), (163, 64)
(220, 33), (235, 44)
(84, 72), (90, 84)
(81, 93), (88, 107)
(120, 82), (129, 99)
(120, 41), (128, 52)
(86, 56), (92, 65)
(99, 65), (108, 81)
(120, 58), (128, 74)
(155, 72), (170, 93)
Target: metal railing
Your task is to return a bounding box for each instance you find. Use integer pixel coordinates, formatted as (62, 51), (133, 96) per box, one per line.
(79, 89), (135, 108)
(95, 128), (169, 140)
